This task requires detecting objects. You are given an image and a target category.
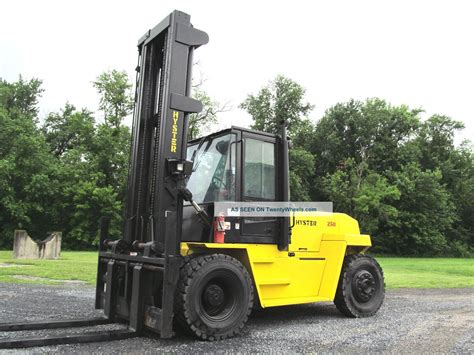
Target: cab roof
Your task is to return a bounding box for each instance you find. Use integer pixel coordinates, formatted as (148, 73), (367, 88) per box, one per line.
(188, 126), (278, 145)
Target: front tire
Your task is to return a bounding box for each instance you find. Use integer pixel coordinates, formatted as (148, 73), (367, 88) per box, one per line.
(334, 254), (385, 317)
(174, 254), (253, 340)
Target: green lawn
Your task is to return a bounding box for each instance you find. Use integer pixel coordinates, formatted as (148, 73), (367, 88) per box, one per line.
(377, 257), (474, 288)
(0, 250), (97, 285)
(0, 251), (472, 288)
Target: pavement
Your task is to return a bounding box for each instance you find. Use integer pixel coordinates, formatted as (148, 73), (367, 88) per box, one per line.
(0, 283), (473, 353)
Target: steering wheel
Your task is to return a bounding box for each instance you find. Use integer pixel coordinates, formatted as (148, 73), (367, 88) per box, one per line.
(212, 176), (226, 188)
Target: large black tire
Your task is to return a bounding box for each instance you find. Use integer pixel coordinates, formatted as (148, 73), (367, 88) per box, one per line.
(174, 254), (253, 340)
(334, 254), (385, 318)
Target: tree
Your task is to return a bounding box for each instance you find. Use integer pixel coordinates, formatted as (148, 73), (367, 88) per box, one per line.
(288, 118), (317, 201)
(60, 70), (134, 247)
(415, 116), (473, 255)
(33, 70), (134, 249)
(0, 76), (43, 118)
(447, 143), (474, 255)
(240, 75), (313, 136)
(0, 77), (60, 247)
(42, 103), (95, 157)
(311, 98), (421, 179)
(93, 69), (134, 128)
(62, 174), (123, 249)
(240, 75), (315, 200)
(383, 164), (456, 255)
(321, 158), (400, 229)
(92, 70), (133, 191)
(188, 85), (230, 140)
(312, 98), (472, 256)
(417, 115), (465, 172)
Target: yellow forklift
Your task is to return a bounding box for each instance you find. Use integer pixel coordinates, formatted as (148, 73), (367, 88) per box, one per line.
(0, 10), (384, 348)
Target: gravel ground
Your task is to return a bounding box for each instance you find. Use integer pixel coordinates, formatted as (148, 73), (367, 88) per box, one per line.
(0, 283), (473, 354)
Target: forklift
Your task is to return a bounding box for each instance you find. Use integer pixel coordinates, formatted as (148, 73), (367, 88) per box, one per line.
(0, 10), (384, 348)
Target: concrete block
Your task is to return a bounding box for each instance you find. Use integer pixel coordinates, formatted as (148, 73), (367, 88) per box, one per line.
(13, 230), (62, 259)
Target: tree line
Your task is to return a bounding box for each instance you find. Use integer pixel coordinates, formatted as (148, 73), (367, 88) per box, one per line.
(241, 75), (473, 256)
(0, 73), (472, 256)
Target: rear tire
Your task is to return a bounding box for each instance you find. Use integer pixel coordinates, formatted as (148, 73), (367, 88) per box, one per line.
(334, 254), (385, 317)
(174, 254), (253, 340)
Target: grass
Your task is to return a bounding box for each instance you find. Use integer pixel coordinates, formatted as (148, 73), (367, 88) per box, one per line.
(0, 251), (473, 288)
(0, 250), (97, 285)
(377, 257), (474, 289)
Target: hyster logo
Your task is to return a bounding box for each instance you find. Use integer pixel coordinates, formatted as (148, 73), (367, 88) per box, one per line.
(295, 220), (317, 227)
(170, 111), (179, 153)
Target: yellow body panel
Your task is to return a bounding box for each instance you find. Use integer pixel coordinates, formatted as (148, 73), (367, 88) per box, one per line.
(181, 213), (371, 308)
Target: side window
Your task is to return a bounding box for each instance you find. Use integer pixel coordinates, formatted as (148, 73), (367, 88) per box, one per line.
(244, 139), (275, 200)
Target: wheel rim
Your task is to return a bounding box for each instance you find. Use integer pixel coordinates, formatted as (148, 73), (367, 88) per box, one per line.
(200, 277), (238, 322)
(352, 270), (376, 303)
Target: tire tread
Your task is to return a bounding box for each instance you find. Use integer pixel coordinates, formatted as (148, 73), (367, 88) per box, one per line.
(174, 253), (253, 340)
(334, 254), (385, 318)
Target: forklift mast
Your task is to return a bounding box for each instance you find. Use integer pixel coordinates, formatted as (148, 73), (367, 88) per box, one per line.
(94, 10), (209, 339)
(124, 10), (208, 254)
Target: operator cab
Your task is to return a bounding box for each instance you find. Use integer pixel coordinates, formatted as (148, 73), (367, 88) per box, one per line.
(182, 126), (283, 244)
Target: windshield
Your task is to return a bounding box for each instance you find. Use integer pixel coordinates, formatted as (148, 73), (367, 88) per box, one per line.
(186, 134), (236, 203)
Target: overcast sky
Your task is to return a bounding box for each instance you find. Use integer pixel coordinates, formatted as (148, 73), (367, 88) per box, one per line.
(1, 0), (473, 142)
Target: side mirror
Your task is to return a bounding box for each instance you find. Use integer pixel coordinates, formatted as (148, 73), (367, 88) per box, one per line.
(216, 140), (229, 155)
